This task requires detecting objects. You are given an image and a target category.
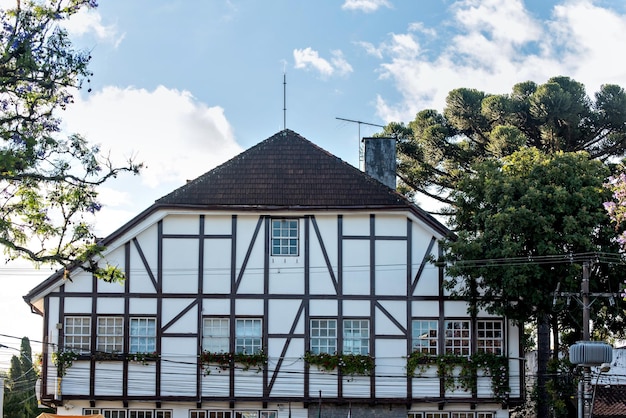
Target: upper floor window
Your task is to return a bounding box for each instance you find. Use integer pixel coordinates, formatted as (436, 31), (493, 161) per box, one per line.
(130, 317), (156, 353)
(343, 319), (370, 355)
(271, 219), (298, 256)
(97, 317), (123, 353)
(411, 320), (438, 355)
(203, 318), (230, 352)
(64, 316), (91, 353)
(129, 411), (153, 418)
(444, 320), (470, 356)
(477, 320), (503, 355)
(310, 319), (337, 354)
(235, 318), (262, 354)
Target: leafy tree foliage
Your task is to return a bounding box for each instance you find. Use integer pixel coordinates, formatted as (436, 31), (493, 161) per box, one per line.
(3, 337), (38, 418)
(442, 148), (624, 416)
(0, 0), (141, 276)
(385, 76), (626, 207)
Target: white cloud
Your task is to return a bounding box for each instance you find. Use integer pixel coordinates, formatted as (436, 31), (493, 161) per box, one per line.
(342, 0), (392, 13)
(63, 85), (242, 189)
(373, 0), (626, 123)
(62, 8), (125, 47)
(293, 47), (353, 78)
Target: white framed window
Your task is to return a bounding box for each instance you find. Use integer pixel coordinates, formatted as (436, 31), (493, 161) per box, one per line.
(130, 317), (156, 353)
(155, 412), (172, 418)
(97, 317), (123, 353)
(103, 410), (127, 418)
(310, 319), (337, 354)
(412, 320), (438, 355)
(129, 411), (153, 418)
(64, 316), (91, 353)
(203, 318), (230, 352)
(477, 320), (503, 355)
(425, 413), (449, 418)
(408, 414), (423, 418)
(190, 412), (206, 418)
(271, 219), (298, 256)
(208, 412), (232, 418)
(451, 413), (475, 418)
(444, 320), (470, 356)
(84, 409), (101, 415)
(343, 319), (369, 355)
(476, 413), (495, 418)
(235, 318), (262, 354)
(260, 412), (277, 418)
(235, 412), (258, 418)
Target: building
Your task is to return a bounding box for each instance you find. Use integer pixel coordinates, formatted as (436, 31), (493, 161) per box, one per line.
(24, 130), (523, 418)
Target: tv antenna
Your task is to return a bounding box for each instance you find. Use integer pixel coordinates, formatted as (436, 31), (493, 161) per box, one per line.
(336, 117), (385, 169)
(283, 71), (287, 130)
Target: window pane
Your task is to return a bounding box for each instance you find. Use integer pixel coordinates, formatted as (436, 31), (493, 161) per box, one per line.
(271, 219), (298, 256)
(477, 320), (503, 355)
(235, 319), (262, 354)
(343, 319), (369, 355)
(130, 318), (156, 353)
(97, 317), (123, 353)
(412, 320), (438, 355)
(310, 319), (337, 354)
(64, 316), (91, 354)
(444, 320), (471, 356)
(203, 318), (230, 352)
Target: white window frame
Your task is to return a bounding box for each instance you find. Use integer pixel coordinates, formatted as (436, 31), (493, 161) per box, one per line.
(477, 320), (503, 355)
(129, 411), (153, 418)
(155, 412), (172, 418)
(271, 219), (299, 256)
(259, 412), (277, 418)
(451, 413), (475, 418)
(476, 413), (495, 418)
(190, 412), (207, 418)
(64, 316), (91, 354)
(343, 319), (370, 355)
(130, 317), (157, 353)
(203, 318), (230, 352)
(234, 412), (258, 418)
(97, 316), (123, 353)
(84, 409), (101, 415)
(444, 320), (471, 356)
(412, 319), (438, 355)
(208, 412), (232, 418)
(103, 410), (127, 418)
(235, 318), (262, 354)
(310, 319), (337, 354)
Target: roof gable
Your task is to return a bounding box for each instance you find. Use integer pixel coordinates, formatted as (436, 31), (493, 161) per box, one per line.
(156, 129), (409, 208)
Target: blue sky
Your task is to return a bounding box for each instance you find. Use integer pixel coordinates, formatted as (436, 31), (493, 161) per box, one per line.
(2, 0), (626, 361)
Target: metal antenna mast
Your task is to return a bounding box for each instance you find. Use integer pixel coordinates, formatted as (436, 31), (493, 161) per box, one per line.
(283, 72), (287, 130)
(336, 117), (385, 168)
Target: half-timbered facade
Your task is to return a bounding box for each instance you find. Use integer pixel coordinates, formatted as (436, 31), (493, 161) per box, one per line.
(25, 130), (523, 418)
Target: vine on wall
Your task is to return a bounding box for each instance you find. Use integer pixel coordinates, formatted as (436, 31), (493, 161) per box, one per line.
(304, 352), (375, 376)
(200, 350), (268, 374)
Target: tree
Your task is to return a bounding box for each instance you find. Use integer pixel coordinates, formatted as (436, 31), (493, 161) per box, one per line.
(385, 76), (626, 208)
(3, 337), (38, 418)
(442, 148), (623, 417)
(0, 0), (141, 277)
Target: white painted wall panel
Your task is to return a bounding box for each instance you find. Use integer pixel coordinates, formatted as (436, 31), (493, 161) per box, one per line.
(203, 299), (230, 315)
(204, 214), (233, 235)
(342, 240), (370, 295)
(61, 362), (90, 395)
(96, 297), (124, 314)
(204, 239), (232, 294)
(267, 338), (305, 397)
(163, 214), (200, 235)
(375, 301), (407, 336)
(161, 337), (197, 396)
(375, 240), (406, 296)
(201, 371), (230, 396)
(343, 300), (370, 317)
(233, 371), (263, 396)
(342, 375), (370, 397)
(94, 362), (124, 396)
(268, 262), (305, 294)
(375, 339), (407, 397)
(309, 300), (337, 317)
(63, 273), (92, 292)
(412, 301), (439, 317)
(129, 298), (157, 314)
(444, 301), (472, 317)
(129, 269), (157, 293)
(129, 228), (158, 293)
(162, 238), (199, 293)
(162, 299), (197, 333)
(309, 371), (338, 397)
(311, 215), (339, 268)
(97, 279), (125, 294)
(236, 299), (263, 315)
(268, 300), (304, 334)
(375, 214), (407, 237)
(63, 297), (92, 313)
(127, 363), (157, 396)
(342, 215), (369, 236)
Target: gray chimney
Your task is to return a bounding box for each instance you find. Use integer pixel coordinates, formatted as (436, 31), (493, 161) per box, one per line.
(364, 137), (396, 190)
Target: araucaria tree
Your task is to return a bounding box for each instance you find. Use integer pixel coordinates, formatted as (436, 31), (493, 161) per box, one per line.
(3, 337), (39, 418)
(384, 76), (626, 417)
(0, 0), (140, 276)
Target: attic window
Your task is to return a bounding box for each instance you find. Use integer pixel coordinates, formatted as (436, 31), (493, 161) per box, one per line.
(271, 219), (299, 256)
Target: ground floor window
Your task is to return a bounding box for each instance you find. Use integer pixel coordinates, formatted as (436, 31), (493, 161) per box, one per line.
(408, 413), (494, 418)
(83, 409), (172, 418)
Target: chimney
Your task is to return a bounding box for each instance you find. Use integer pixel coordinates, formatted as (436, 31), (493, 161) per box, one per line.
(364, 137), (396, 190)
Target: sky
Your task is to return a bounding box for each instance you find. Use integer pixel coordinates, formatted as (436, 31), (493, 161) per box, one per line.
(2, 0), (626, 365)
